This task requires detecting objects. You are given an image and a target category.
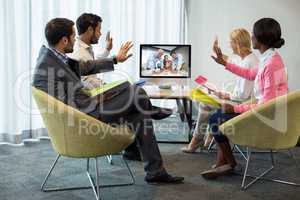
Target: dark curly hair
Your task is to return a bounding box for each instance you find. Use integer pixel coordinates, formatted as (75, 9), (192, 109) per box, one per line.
(253, 18), (285, 49)
(76, 13), (102, 35)
(45, 18), (74, 46)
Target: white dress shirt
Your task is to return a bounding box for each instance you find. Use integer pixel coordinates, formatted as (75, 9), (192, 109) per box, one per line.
(68, 37), (110, 62)
(68, 38), (110, 89)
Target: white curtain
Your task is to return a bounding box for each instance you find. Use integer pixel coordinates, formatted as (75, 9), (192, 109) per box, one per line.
(0, 0), (187, 144)
(0, 0), (31, 144)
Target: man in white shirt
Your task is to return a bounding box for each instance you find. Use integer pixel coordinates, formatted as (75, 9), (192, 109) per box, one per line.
(69, 13), (144, 161)
(68, 13), (113, 88)
(71, 32), (112, 61)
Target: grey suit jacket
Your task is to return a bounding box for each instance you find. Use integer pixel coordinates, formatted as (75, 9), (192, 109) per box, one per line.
(32, 45), (115, 114)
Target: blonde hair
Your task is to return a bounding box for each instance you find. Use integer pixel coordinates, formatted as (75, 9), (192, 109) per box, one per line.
(230, 28), (251, 54)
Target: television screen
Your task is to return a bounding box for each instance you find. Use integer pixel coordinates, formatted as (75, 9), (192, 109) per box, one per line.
(140, 44), (191, 78)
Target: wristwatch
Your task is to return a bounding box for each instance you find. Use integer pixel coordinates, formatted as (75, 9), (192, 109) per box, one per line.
(112, 55), (118, 64)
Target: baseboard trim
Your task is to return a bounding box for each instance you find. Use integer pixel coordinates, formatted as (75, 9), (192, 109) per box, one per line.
(0, 128), (48, 144)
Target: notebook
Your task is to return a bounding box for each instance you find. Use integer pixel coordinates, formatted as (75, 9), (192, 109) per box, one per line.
(189, 87), (221, 108)
(194, 75), (218, 92)
(82, 80), (129, 97)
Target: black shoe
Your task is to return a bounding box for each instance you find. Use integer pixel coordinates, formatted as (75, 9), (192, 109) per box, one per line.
(123, 151), (142, 161)
(151, 106), (173, 120)
(145, 173), (184, 184)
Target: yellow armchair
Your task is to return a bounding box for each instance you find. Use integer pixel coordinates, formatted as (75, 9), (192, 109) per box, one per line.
(220, 90), (300, 189)
(32, 87), (135, 200)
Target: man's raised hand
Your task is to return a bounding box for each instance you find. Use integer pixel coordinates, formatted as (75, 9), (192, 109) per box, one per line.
(116, 41), (133, 63)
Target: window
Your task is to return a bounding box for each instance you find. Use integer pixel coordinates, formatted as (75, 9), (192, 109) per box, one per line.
(0, 0), (186, 144)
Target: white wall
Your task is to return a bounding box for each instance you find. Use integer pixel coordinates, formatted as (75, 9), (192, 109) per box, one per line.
(187, 0), (300, 91)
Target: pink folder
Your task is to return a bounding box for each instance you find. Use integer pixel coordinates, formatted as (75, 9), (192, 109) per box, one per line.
(195, 75), (217, 92)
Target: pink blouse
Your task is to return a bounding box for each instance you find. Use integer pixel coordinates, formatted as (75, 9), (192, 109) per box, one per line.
(225, 49), (288, 113)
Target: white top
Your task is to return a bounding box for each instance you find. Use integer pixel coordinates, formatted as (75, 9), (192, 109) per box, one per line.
(229, 52), (259, 101)
(253, 48), (275, 100)
(68, 37), (110, 62)
(67, 38), (110, 89)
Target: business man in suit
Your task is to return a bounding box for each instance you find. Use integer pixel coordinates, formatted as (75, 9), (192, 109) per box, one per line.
(32, 18), (184, 184)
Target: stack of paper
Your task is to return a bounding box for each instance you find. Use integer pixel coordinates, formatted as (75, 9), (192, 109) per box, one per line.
(82, 80), (127, 97)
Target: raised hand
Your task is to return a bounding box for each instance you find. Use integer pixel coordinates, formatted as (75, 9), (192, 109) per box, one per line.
(211, 45), (227, 66)
(105, 31), (113, 51)
(211, 36), (227, 66)
(116, 41), (133, 63)
(213, 36), (219, 54)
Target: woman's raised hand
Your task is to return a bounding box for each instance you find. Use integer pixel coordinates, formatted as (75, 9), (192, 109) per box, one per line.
(211, 37), (227, 66)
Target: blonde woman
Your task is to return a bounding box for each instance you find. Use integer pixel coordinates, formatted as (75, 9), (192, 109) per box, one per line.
(182, 28), (259, 153)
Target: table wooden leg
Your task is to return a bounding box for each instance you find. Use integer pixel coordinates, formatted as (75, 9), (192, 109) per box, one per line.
(182, 99), (194, 142)
(176, 99), (185, 122)
(182, 98), (193, 129)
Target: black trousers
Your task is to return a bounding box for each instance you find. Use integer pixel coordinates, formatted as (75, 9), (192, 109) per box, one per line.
(88, 85), (165, 176)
